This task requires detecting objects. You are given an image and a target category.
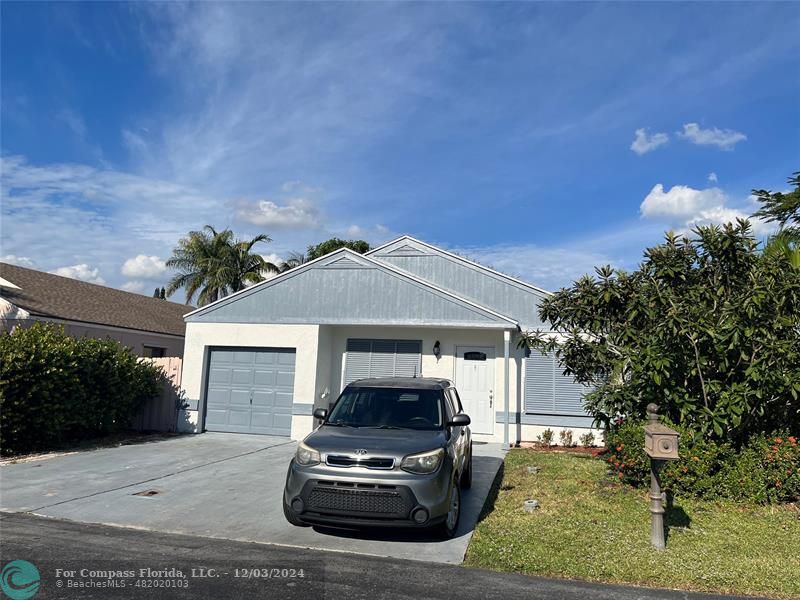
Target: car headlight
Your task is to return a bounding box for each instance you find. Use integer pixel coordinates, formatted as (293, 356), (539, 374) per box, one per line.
(295, 441), (320, 466)
(400, 448), (445, 474)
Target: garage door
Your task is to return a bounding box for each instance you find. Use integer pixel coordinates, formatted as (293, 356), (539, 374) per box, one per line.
(343, 339), (422, 385)
(205, 348), (295, 436)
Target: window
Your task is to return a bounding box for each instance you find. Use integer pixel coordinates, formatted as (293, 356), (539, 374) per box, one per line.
(524, 351), (590, 416)
(142, 346), (166, 358)
(463, 351), (487, 361)
(327, 387), (444, 430)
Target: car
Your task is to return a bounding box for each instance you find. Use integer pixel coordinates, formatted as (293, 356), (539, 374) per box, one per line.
(282, 377), (472, 538)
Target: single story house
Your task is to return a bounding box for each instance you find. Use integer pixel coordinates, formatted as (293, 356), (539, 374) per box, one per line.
(181, 236), (598, 446)
(0, 262), (188, 357)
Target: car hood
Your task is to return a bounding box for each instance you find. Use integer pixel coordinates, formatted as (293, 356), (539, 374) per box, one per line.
(305, 426), (447, 459)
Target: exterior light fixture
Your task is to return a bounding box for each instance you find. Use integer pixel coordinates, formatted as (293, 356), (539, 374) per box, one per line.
(432, 341), (441, 359)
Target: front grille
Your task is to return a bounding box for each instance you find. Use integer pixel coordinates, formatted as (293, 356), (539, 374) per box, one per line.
(303, 480), (413, 518)
(326, 455), (395, 469)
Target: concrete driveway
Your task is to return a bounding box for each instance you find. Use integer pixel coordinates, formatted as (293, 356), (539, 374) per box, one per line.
(0, 433), (504, 564)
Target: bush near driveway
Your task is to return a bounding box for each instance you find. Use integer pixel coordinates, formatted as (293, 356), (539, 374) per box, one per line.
(0, 323), (162, 456)
(466, 450), (800, 599)
(606, 420), (800, 503)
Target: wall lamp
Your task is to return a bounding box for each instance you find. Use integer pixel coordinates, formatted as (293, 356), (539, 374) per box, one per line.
(433, 340), (441, 360)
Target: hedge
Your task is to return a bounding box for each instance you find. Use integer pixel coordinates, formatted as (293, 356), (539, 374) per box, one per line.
(0, 323), (162, 456)
(606, 420), (800, 504)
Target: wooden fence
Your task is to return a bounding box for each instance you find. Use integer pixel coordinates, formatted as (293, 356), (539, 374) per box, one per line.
(133, 357), (183, 432)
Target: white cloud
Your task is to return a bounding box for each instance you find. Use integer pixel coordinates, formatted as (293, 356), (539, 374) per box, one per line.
(234, 198), (321, 229)
(708, 172), (718, 183)
(630, 128), (669, 155)
(678, 123), (746, 150)
(640, 184), (726, 220)
(640, 183), (774, 236)
(1, 255), (36, 268)
(121, 254), (167, 279)
(50, 264), (106, 285)
(121, 280), (146, 293)
(57, 109), (88, 139)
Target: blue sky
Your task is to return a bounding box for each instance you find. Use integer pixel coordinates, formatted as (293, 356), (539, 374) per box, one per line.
(2, 2), (798, 296)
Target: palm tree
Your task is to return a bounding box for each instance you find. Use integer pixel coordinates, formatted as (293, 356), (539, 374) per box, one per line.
(166, 226), (273, 305)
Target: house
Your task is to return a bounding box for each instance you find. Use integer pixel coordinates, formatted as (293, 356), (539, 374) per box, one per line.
(180, 236), (598, 446)
(0, 262), (189, 358)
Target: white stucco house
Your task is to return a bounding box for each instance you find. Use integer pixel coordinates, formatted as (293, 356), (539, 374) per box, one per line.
(180, 236), (598, 446)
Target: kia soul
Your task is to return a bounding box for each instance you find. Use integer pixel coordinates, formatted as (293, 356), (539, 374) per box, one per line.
(282, 377), (472, 538)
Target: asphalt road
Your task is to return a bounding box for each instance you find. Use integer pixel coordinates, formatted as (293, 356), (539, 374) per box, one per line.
(0, 513), (754, 600)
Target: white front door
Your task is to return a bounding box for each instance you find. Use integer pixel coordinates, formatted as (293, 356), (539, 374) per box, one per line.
(455, 346), (495, 434)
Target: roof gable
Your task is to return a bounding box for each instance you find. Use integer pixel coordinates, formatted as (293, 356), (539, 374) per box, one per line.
(367, 236), (550, 328)
(185, 249), (517, 329)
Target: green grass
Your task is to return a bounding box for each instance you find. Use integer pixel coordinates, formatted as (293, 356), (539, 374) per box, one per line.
(465, 449), (800, 598)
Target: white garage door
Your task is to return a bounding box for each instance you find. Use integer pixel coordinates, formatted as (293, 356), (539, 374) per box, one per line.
(205, 348), (295, 436)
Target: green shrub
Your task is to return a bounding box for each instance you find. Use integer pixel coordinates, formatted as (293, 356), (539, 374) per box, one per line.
(0, 323), (162, 456)
(605, 420), (799, 504)
(537, 428), (554, 446)
(579, 431), (596, 447)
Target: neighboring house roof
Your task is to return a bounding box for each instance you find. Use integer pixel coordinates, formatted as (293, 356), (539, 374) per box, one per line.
(185, 249), (519, 329)
(367, 236), (550, 328)
(0, 262), (190, 337)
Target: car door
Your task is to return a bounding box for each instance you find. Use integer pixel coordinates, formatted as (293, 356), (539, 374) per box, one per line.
(445, 388), (468, 473)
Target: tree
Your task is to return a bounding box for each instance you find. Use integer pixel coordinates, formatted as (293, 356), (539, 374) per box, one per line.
(520, 220), (800, 444)
(752, 171), (800, 242)
(306, 238), (370, 260)
(159, 287), (166, 300)
(165, 226), (274, 305)
(152, 288), (160, 298)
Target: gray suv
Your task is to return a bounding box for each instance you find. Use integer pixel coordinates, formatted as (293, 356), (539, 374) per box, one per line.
(283, 377), (472, 538)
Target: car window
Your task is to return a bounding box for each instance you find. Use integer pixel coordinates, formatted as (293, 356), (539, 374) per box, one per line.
(449, 388), (464, 413)
(327, 387), (444, 430)
(444, 389), (458, 420)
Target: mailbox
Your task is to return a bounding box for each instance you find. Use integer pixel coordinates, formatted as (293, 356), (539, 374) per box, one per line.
(644, 423), (680, 460)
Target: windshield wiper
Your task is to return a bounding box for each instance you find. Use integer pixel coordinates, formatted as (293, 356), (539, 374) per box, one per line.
(368, 425), (408, 430)
(325, 422), (359, 428)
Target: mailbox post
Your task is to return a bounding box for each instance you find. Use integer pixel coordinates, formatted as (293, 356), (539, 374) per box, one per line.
(643, 403), (680, 550)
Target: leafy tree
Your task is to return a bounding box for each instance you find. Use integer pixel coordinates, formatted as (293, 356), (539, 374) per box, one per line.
(159, 287), (166, 300)
(165, 225), (275, 305)
(752, 171), (800, 242)
(520, 220), (800, 444)
(152, 288), (160, 298)
(306, 238), (370, 260)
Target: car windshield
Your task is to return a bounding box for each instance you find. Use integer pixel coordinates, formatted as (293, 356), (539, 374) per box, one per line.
(326, 387), (444, 430)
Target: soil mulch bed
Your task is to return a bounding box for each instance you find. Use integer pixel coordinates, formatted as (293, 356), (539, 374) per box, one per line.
(515, 442), (605, 458)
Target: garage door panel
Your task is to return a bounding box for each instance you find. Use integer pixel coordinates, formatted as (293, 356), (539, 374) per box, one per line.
(253, 369), (277, 386)
(208, 367), (232, 385)
(276, 370), (294, 387)
(252, 390), (275, 407)
(231, 368), (253, 385)
(205, 348), (295, 436)
(275, 391), (293, 409)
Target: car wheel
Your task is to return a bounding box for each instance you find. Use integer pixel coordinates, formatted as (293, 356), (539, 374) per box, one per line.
(461, 444), (473, 490)
(437, 482), (461, 539)
(283, 499), (310, 527)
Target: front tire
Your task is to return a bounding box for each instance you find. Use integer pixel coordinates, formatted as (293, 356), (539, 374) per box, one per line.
(436, 482), (461, 539)
(283, 499), (310, 527)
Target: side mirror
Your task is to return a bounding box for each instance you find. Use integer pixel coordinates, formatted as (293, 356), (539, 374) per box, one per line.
(313, 408), (328, 421)
(448, 413), (470, 427)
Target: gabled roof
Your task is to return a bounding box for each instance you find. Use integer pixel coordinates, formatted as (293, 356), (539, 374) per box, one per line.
(185, 249), (519, 329)
(367, 236), (550, 328)
(0, 263), (190, 337)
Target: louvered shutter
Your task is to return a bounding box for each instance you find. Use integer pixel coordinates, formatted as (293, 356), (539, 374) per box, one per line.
(524, 351), (590, 415)
(343, 339), (422, 385)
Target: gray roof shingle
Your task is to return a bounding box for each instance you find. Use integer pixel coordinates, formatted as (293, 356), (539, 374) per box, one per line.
(0, 263), (190, 337)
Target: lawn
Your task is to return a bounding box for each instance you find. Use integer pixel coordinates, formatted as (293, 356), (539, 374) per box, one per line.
(465, 449), (800, 598)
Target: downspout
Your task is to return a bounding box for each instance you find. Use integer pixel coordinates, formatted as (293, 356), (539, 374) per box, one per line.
(502, 329), (511, 451)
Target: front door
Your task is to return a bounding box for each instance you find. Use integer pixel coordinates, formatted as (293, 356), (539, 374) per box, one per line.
(455, 346), (495, 434)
